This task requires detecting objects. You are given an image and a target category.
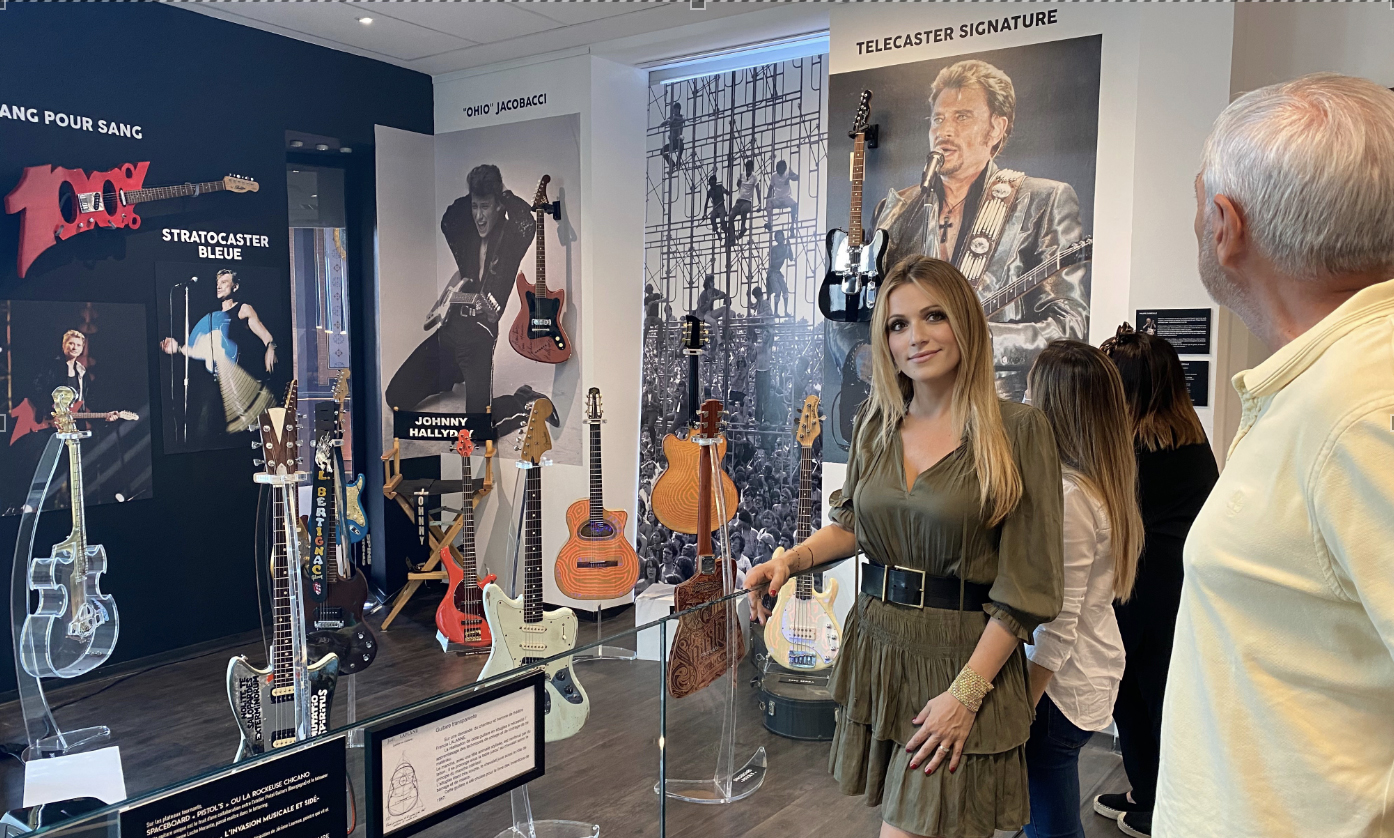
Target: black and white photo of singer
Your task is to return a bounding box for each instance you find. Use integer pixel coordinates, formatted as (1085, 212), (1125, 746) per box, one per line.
(387, 164), (550, 432)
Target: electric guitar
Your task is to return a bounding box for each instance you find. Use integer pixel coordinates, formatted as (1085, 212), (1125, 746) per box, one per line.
(5, 164), (258, 277)
(818, 91), (886, 323)
(667, 399), (745, 699)
(508, 175), (571, 364)
(436, 428), (497, 649)
(18, 386), (119, 679)
(555, 388), (641, 600)
(227, 382), (338, 761)
(651, 316), (738, 535)
(478, 398), (589, 742)
(303, 375), (377, 675)
(765, 396), (841, 671)
(9, 397), (137, 446)
(981, 237), (1094, 319)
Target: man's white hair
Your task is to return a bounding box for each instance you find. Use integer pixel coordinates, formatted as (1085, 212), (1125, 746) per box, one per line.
(1200, 73), (1394, 277)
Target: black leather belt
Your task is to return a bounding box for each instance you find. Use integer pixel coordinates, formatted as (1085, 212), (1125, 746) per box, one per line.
(861, 560), (993, 611)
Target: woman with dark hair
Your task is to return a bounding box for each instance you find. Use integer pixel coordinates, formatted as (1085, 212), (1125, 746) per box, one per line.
(1092, 324), (1218, 838)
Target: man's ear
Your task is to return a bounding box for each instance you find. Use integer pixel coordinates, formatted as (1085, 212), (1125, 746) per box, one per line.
(1211, 194), (1249, 269)
(990, 115), (1009, 150)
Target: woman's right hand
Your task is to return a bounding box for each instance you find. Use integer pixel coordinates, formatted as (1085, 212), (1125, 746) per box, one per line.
(744, 552), (792, 625)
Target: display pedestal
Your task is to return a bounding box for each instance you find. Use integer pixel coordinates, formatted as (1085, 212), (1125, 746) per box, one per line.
(10, 433), (110, 761)
(573, 607), (635, 664)
(492, 787), (599, 838)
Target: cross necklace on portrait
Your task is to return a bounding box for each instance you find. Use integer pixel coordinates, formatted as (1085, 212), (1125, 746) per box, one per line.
(936, 194), (969, 261)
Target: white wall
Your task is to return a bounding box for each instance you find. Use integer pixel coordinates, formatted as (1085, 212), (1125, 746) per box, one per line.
(1232, 3), (1394, 96)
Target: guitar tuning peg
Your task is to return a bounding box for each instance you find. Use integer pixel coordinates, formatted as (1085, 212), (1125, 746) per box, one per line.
(253, 459), (265, 466)
(251, 441), (262, 449)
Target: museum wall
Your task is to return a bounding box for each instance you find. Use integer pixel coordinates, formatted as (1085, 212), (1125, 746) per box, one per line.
(0, 2), (432, 694)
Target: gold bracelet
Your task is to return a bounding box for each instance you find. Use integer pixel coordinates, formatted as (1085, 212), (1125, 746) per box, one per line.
(948, 665), (994, 713)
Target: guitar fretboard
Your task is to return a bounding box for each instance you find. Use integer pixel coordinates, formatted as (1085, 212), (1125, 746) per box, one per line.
(65, 434), (89, 598)
(523, 465), (543, 624)
(795, 445), (813, 601)
(271, 486), (294, 688)
(981, 239), (1092, 317)
(849, 133), (866, 249)
(533, 205), (547, 300)
(459, 451), (479, 595)
(124, 180), (227, 205)
(588, 420), (604, 523)
(696, 431), (715, 577)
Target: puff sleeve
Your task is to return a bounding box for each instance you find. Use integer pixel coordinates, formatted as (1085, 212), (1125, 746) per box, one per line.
(984, 404), (1065, 642)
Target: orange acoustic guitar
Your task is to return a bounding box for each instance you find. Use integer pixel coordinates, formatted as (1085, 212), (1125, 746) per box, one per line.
(651, 315), (737, 534)
(435, 429), (497, 648)
(555, 388), (640, 600)
(508, 175), (571, 364)
(667, 399), (745, 699)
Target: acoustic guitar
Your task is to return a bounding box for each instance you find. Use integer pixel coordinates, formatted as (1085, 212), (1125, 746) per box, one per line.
(436, 428), (496, 648)
(667, 399), (745, 699)
(652, 315), (737, 535)
(555, 388), (641, 600)
(765, 395), (841, 671)
(508, 175), (571, 364)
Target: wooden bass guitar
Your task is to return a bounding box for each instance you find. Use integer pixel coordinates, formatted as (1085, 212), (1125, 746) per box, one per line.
(667, 399), (745, 699)
(765, 396), (841, 671)
(18, 386), (119, 679)
(436, 428), (496, 648)
(508, 175), (571, 364)
(555, 388), (640, 600)
(227, 382), (338, 761)
(652, 315), (737, 534)
(479, 398), (589, 741)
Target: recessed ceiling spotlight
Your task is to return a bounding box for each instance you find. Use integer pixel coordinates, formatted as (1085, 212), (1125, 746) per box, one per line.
(358, 16), (372, 24)
(291, 169), (300, 173)
(339, 147), (353, 154)
(315, 144), (330, 151)
(289, 140), (304, 148)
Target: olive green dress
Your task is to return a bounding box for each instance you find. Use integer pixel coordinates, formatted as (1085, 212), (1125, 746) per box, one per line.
(827, 400), (1063, 837)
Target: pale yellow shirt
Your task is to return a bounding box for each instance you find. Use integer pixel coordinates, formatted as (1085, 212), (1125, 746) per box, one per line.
(1157, 279), (1394, 837)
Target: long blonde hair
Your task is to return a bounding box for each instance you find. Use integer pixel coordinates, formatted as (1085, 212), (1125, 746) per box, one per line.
(1027, 340), (1143, 601)
(865, 256), (1022, 526)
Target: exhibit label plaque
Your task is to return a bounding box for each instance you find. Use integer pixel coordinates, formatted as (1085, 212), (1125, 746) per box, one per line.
(1181, 360), (1210, 407)
(1135, 308), (1213, 354)
(120, 738), (346, 838)
(365, 671), (544, 838)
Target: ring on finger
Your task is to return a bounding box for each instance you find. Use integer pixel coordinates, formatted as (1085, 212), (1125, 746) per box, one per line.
(937, 744), (951, 754)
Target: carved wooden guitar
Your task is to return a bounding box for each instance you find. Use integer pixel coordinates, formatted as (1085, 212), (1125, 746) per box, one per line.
(667, 399), (745, 699)
(508, 175), (571, 364)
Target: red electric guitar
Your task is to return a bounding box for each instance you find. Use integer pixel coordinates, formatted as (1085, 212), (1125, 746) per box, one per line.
(507, 175), (571, 364)
(5, 163), (259, 277)
(435, 429), (497, 649)
(9, 397), (137, 446)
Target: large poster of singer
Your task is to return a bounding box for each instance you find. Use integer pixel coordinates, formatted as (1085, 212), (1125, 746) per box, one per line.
(636, 56), (827, 588)
(0, 300), (153, 515)
(823, 35), (1101, 461)
(383, 113), (584, 464)
(154, 262), (289, 454)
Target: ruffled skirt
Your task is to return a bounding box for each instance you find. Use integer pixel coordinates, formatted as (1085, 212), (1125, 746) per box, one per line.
(827, 594), (1033, 837)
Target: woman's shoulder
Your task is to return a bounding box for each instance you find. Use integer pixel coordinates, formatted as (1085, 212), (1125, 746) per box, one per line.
(997, 399), (1051, 438)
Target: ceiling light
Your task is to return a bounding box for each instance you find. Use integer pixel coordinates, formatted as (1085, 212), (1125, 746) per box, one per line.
(339, 147), (353, 154)
(311, 194), (318, 198)
(315, 144), (330, 151)
(358, 16), (372, 24)
(291, 169), (300, 173)
(289, 140), (304, 148)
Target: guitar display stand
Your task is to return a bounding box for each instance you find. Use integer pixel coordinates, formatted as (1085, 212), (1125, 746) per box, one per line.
(493, 787), (598, 838)
(379, 438), (495, 630)
(656, 447), (767, 805)
(573, 608), (636, 665)
(9, 433), (109, 760)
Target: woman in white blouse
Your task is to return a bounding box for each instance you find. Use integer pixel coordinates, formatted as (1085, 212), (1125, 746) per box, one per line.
(1022, 341), (1144, 838)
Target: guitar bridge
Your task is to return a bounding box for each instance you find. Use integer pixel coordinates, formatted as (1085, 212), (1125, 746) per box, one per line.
(77, 192), (105, 214)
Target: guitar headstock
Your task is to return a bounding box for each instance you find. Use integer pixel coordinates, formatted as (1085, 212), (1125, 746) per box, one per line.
(332, 369), (349, 408)
(533, 175), (551, 212)
(796, 395), (821, 448)
(585, 387), (603, 423)
(223, 175), (259, 194)
(681, 314), (707, 354)
(850, 90), (873, 138)
(51, 386), (78, 434)
(517, 397), (554, 466)
(256, 381), (300, 475)
(455, 428), (475, 458)
(696, 399), (724, 442)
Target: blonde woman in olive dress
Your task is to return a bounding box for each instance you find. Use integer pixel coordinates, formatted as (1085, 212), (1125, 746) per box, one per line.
(748, 256), (1064, 838)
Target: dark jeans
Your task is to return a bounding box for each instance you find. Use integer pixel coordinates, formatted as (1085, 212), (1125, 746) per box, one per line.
(1024, 695), (1093, 838)
(385, 317), (497, 413)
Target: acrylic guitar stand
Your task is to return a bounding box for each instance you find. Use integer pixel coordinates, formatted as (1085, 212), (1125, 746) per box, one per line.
(9, 432), (110, 760)
(655, 445), (767, 804)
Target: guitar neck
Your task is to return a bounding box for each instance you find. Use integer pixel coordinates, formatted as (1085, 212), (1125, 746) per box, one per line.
(65, 436), (89, 580)
(125, 180), (226, 205)
(533, 209), (546, 298)
(848, 133), (866, 249)
(794, 445), (812, 600)
(459, 453), (478, 586)
(696, 440), (714, 575)
(271, 487), (294, 688)
(588, 420), (604, 523)
(981, 241), (1088, 317)
(324, 459), (340, 586)
(523, 466), (543, 623)
(686, 352), (700, 425)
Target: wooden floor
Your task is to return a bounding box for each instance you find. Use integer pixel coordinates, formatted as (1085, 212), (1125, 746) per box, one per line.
(0, 596), (1131, 838)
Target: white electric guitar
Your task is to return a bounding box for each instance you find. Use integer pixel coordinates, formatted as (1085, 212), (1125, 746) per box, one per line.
(765, 396), (841, 671)
(478, 397), (590, 742)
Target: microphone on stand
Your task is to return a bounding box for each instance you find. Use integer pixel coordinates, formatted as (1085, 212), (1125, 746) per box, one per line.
(921, 150), (946, 190)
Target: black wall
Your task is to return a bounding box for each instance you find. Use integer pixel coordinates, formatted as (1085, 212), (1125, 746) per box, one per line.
(0, 3), (433, 692)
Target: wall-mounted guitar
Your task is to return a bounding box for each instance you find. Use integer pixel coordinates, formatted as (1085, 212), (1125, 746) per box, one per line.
(5, 163), (259, 277)
(980, 237), (1094, 318)
(9, 397), (137, 446)
(479, 397), (589, 742)
(18, 386), (118, 680)
(667, 399), (746, 699)
(228, 382), (338, 761)
(652, 315), (738, 535)
(818, 90), (886, 323)
(765, 395), (841, 672)
(508, 175), (571, 364)
(436, 428), (496, 650)
(303, 375), (377, 675)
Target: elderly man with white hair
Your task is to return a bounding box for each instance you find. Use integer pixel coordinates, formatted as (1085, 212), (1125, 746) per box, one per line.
(1155, 74), (1394, 838)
